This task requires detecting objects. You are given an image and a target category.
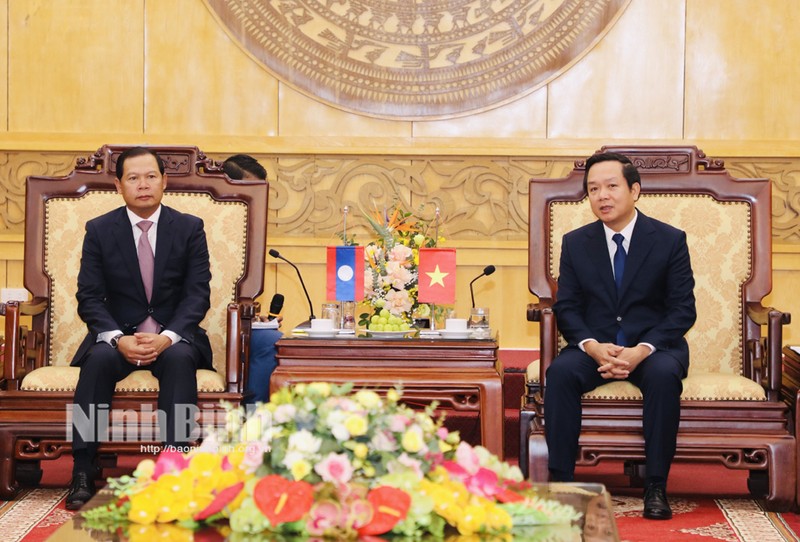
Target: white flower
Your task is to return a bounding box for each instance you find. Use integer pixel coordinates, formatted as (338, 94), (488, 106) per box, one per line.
(371, 430), (398, 452)
(272, 404), (297, 424)
(287, 429), (322, 454)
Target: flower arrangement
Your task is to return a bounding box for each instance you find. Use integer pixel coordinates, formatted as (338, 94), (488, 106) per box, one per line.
(83, 383), (582, 540)
(359, 205), (443, 330)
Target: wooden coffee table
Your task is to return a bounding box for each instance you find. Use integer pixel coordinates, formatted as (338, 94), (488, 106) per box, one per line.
(272, 335), (504, 459)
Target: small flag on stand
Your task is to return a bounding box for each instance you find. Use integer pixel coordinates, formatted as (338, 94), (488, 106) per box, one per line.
(418, 248), (456, 304)
(327, 246), (365, 301)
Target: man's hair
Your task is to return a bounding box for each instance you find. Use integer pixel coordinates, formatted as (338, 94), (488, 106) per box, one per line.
(582, 152), (641, 194)
(223, 154), (267, 181)
(115, 147), (165, 180)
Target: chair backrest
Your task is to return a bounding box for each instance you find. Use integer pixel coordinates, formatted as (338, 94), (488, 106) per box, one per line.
(25, 146), (268, 373)
(529, 146), (772, 379)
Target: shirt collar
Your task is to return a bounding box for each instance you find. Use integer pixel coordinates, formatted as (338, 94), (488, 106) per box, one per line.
(603, 209), (638, 245)
(126, 205), (162, 228)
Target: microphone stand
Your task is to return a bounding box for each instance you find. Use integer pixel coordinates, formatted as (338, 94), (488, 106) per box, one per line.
(469, 265), (497, 308)
(269, 249), (316, 328)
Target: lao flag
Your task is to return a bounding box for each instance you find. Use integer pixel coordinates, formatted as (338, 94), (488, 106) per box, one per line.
(418, 248), (456, 304)
(327, 246), (365, 301)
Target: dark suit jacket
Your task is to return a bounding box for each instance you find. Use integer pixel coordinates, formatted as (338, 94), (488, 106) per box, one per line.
(553, 211), (697, 371)
(71, 205), (212, 368)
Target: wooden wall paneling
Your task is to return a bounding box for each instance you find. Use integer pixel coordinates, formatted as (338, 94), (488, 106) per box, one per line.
(145, 0), (279, 137)
(685, 0), (800, 140)
(8, 0), (144, 133)
(547, 0), (686, 139)
(412, 88), (549, 139)
(277, 86), (412, 138)
(0, 1), (8, 132)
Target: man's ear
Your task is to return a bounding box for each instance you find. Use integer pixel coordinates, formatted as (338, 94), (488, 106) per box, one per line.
(113, 179), (122, 194)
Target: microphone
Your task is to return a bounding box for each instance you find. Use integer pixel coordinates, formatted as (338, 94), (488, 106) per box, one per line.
(469, 265), (496, 308)
(269, 249), (316, 324)
(266, 293), (284, 321)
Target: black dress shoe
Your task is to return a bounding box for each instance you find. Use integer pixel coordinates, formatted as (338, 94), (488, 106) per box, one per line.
(65, 471), (96, 511)
(643, 484), (672, 520)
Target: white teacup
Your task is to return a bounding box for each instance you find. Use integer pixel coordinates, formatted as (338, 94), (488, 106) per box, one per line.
(445, 318), (468, 331)
(311, 318), (335, 331)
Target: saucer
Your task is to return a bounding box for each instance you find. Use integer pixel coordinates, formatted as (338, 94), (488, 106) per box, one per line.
(306, 329), (339, 338)
(438, 329), (472, 340)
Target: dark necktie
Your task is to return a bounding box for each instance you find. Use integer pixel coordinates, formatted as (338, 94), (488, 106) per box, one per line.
(613, 233), (627, 346)
(137, 221), (159, 334)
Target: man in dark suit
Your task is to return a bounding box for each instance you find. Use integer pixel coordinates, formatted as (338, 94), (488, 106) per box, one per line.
(66, 147), (212, 509)
(544, 152), (696, 520)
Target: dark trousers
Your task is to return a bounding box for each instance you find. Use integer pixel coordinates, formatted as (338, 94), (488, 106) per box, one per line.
(543, 347), (684, 480)
(71, 341), (205, 458)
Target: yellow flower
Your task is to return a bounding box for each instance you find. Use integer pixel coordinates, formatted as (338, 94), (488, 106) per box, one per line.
(438, 440), (453, 453)
(344, 414), (368, 436)
(363, 464), (376, 477)
(485, 503), (513, 532)
(413, 234), (425, 246)
(307, 382), (331, 397)
(458, 504), (487, 536)
(401, 426), (424, 453)
(132, 459), (155, 480)
(289, 459), (312, 480)
(353, 443), (369, 459)
(128, 487), (159, 524)
(386, 389), (400, 403)
(354, 390), (381, 409)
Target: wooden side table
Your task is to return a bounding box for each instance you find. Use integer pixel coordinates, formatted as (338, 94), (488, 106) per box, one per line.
(273, 336), (504, 459)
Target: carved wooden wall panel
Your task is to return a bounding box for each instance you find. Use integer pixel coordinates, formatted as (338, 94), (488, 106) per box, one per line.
(205, 0), (631, 119)
(0, 152), (798, 244)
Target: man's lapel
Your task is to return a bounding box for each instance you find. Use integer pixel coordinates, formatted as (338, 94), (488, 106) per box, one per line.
(153, 206), (175, 298)
(619, 212), (656, 298)
(111, 207), (148, 300)
(583, 221), (617, 302)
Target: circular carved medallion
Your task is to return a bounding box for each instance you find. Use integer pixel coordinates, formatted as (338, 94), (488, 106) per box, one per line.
(205, 0), (630, 119)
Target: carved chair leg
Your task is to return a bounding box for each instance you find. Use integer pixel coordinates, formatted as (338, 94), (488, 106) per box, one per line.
(747, 469), (769, 499)
(15, 460), (43, 487)
(0, 432), (20, 500)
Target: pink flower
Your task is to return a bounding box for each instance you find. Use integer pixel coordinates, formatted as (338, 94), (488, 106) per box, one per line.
(389, 414), (412, 433)
(464, 467), (500, 499)
(152, 450), (189, 480)
(388, 244), (412, 264)
(384, 289), (413, 315)
(314, 453), (355, 484)
(455, 441), (481, 474)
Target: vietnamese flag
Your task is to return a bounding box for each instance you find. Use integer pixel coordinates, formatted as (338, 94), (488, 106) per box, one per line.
(326, 246), (365, 301)
(418, 248), (456, 304)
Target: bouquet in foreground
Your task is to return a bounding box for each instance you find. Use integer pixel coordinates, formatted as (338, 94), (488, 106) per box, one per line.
(83, 383), (581, 540)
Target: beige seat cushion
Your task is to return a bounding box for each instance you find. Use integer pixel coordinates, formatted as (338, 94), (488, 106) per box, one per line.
(20, 366), (226, 393)
(526, 359), (766, 401)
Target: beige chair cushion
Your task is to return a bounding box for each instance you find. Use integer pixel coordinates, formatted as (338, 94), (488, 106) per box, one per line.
(526, 359), (766, 401)
(20, 366), (226, 393)
(44, 191), (247, 375)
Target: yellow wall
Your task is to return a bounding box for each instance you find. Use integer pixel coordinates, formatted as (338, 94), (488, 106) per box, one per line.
(0, 0), (799, 351)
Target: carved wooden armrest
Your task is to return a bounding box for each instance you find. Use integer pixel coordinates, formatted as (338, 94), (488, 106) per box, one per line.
(746, 302), (791, 401)
(527, 300), (553, 322)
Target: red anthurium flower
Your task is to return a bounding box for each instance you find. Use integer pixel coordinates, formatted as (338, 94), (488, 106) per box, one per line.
(254, 475), (314, 525)
(494, 487), (525, 503)
(357, 486), (411, 536)
(194, 482), (244, 521)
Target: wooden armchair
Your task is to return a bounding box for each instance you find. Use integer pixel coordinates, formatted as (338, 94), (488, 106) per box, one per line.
(0, 145), (267, 498)
(519, 146), (795, 511)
